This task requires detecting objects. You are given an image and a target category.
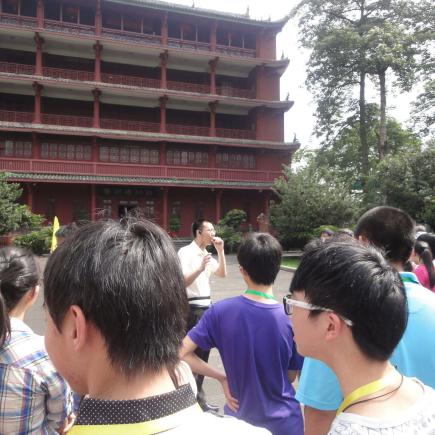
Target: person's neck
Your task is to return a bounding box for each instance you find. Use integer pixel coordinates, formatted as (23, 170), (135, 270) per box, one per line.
(390, 261), (404, 272)
(243, 281), (275, 303)
(194, 238), (207, 251)
(331, 353), (395, 398)
(9, 305), (27, 321)
(87, 366), (176, 401)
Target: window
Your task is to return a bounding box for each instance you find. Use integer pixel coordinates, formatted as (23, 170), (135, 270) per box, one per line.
(170, 201), (181, 219)
(2, 0), (19, 14)
(99, 145), (159, 164)
(167, 149), (208, 167)
(216, 152), (255, 169)
(21, 0), (36, 17)
(123, 14), (141, 33)
(62, 3), (79, 23)
(144, 200), (155, 219)
(0, 139), (32, 157)
(102, 11), (121, 29)
(41, 142), (91, 160)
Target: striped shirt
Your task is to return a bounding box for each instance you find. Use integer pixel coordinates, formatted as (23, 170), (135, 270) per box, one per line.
(0, 317), (72, 434)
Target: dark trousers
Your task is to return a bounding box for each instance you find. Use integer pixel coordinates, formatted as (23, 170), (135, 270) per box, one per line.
(187, 304), (210, 402)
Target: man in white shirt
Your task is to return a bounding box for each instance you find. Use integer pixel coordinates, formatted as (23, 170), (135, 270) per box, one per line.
(178, 219), (227, 411)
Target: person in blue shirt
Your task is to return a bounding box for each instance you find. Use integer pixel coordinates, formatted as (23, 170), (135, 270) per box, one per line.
(296, 206), (435, 435)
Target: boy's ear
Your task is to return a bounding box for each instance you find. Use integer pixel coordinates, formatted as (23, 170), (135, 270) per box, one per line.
(324, 313), (346, 341)
(67, 305), (88, 351)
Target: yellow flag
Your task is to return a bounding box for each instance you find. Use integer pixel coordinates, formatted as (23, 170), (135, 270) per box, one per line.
(50, 216), (60, 253)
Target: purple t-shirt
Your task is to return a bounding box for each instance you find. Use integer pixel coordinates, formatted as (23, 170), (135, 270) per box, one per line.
(188, 295), (303, 435)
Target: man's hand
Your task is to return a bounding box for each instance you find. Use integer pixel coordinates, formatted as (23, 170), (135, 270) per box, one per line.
(212, 237), (224, 252)
(200, 253), (212, 271)
(220, 377), (239, 412)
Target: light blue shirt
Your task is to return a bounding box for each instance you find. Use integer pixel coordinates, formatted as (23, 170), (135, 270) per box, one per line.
(296, 272), (435, 410)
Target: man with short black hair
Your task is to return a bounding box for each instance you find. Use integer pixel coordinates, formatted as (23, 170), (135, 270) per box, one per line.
(43, 218), (268, 434)
(296, 206), (435, 435)
(178, 218), (227, 411)
(181, 233), (304, 435)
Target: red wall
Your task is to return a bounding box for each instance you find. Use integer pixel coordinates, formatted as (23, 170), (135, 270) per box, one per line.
(255, 109), (284, 142)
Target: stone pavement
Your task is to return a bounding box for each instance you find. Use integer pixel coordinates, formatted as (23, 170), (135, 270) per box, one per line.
(26, 253), (295, 412)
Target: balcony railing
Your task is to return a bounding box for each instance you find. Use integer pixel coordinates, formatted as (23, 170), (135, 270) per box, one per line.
(217, 86), (256, 99)
(101, 27), (161, 45)
(167, 37), (211, 52)
(0, 110), (256, 140)
(166, 123), (210, 137)
(167, 80), (210, 94)
(41, 113), (93, 128)
(0, 12), (37, 28)
(216, 127), (256, 140)
(0, 110), (33, 123)
(100, 118), (160, 133)
(0, 61), (35, 75)
(216, 44), (256, 58)
(44, 19), (95, 35)
(42, 66), (94, 81)
(101, 73), (160, 89)
(0, 156), (281, 183)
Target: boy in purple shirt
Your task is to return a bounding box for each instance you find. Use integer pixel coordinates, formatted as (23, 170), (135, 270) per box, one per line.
(181, 233), (303, 435)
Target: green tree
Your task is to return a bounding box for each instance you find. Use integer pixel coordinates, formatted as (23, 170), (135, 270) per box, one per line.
(0, 173), (44, 236)
(370, 146), (435, 228)
(270, 164), (359, 248)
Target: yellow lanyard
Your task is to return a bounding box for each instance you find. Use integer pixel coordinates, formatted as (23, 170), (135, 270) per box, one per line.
(337, 371), (397, 415)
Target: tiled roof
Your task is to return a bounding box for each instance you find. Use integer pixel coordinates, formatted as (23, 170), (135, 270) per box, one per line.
(7, 172), (275, 189)
(107, 0), (289, 28)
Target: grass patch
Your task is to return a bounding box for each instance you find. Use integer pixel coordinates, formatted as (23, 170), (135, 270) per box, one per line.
(281, 257), (300, 269)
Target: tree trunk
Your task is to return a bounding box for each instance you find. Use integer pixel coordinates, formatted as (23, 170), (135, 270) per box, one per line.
(359, 70), (369, 179)
(378, 68), (387, 159)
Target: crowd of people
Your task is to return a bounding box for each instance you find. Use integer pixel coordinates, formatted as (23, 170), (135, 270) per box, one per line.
(1, 206), (435, 434)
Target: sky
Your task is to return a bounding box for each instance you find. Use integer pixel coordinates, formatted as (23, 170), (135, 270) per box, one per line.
(160, 0), (416, 149)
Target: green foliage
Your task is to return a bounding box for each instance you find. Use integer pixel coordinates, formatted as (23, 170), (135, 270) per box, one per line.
(14, 226), (53, 256)
(218, 209), (246, 229)
(0, 173), (44, 236)
(169, 216), (181, 233)
(270, 165), (359, 249)
(312, 225), (340, 238)
(216, 209), (247, 253)
(369, 146), (435, 229)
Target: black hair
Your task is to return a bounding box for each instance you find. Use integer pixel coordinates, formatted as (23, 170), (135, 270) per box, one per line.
(354, 206), (414, 265)
(191, 218), (209, 238)
(417, 233), (435, 257)
(290, 238), (408, 361)
(414, 240), (435, 288)
(0, 247), (39, 346)
(44, 218), (189, 375)
(55, 222), (78, 239)
(237, 233), (282, 285)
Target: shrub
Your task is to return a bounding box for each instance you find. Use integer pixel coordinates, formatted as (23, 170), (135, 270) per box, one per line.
(215, 209), (247, 253)
(14, 226), (53, 256)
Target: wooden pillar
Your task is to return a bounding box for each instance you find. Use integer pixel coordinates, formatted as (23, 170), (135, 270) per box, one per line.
(215, 190), (222, 223)
(159, 96), (167, 133)
(33, 82), (43, 124)
(32, 132), (41, 159)
(162, 187), (169, 231)
(92, 88), (101, 128)
(209, 101), (217, 137)
(94, 42), (103, 82)
(34, 33), (44, 76)
(159, 141), (166, 165)
(36, 0), (44, 28)
(92, 136), (99, 161)
(161, 13), (168, 45)
(91, 184), (96, 221)
(264, 191), (270, 216)
(160, 51), (168, 89)
(209, 57), (218, 95)
(210, 21), (217, 52)
(95, 0), (102, 36)
(209, 145), (217, 168)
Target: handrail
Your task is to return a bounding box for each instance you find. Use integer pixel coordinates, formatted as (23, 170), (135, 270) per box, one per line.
(44, 19), (95, 35)
(0, 109), (33, 123)
(0, 11), (37, 28)
(0, 156), (279, 183)
(0, 61), (35, 75)
(101, 73), (160, 89)
(43, 66), (94, 81)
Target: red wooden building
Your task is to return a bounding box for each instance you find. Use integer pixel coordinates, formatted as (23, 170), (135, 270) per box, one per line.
(0, 0), (298, 236)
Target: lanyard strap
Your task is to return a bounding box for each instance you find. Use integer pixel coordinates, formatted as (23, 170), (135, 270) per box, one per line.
(245, 289), (276, 300)
(337, 371), (397, 415)
(401, 275), (419, 284)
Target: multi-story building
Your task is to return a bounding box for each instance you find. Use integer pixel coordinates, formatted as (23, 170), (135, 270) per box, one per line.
(0, 0), (298, 236)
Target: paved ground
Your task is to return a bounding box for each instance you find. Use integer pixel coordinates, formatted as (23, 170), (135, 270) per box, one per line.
(26, 254), (295, 412)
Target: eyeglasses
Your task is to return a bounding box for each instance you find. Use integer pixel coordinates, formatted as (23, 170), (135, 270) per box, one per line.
(283, 294), (353, 327)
